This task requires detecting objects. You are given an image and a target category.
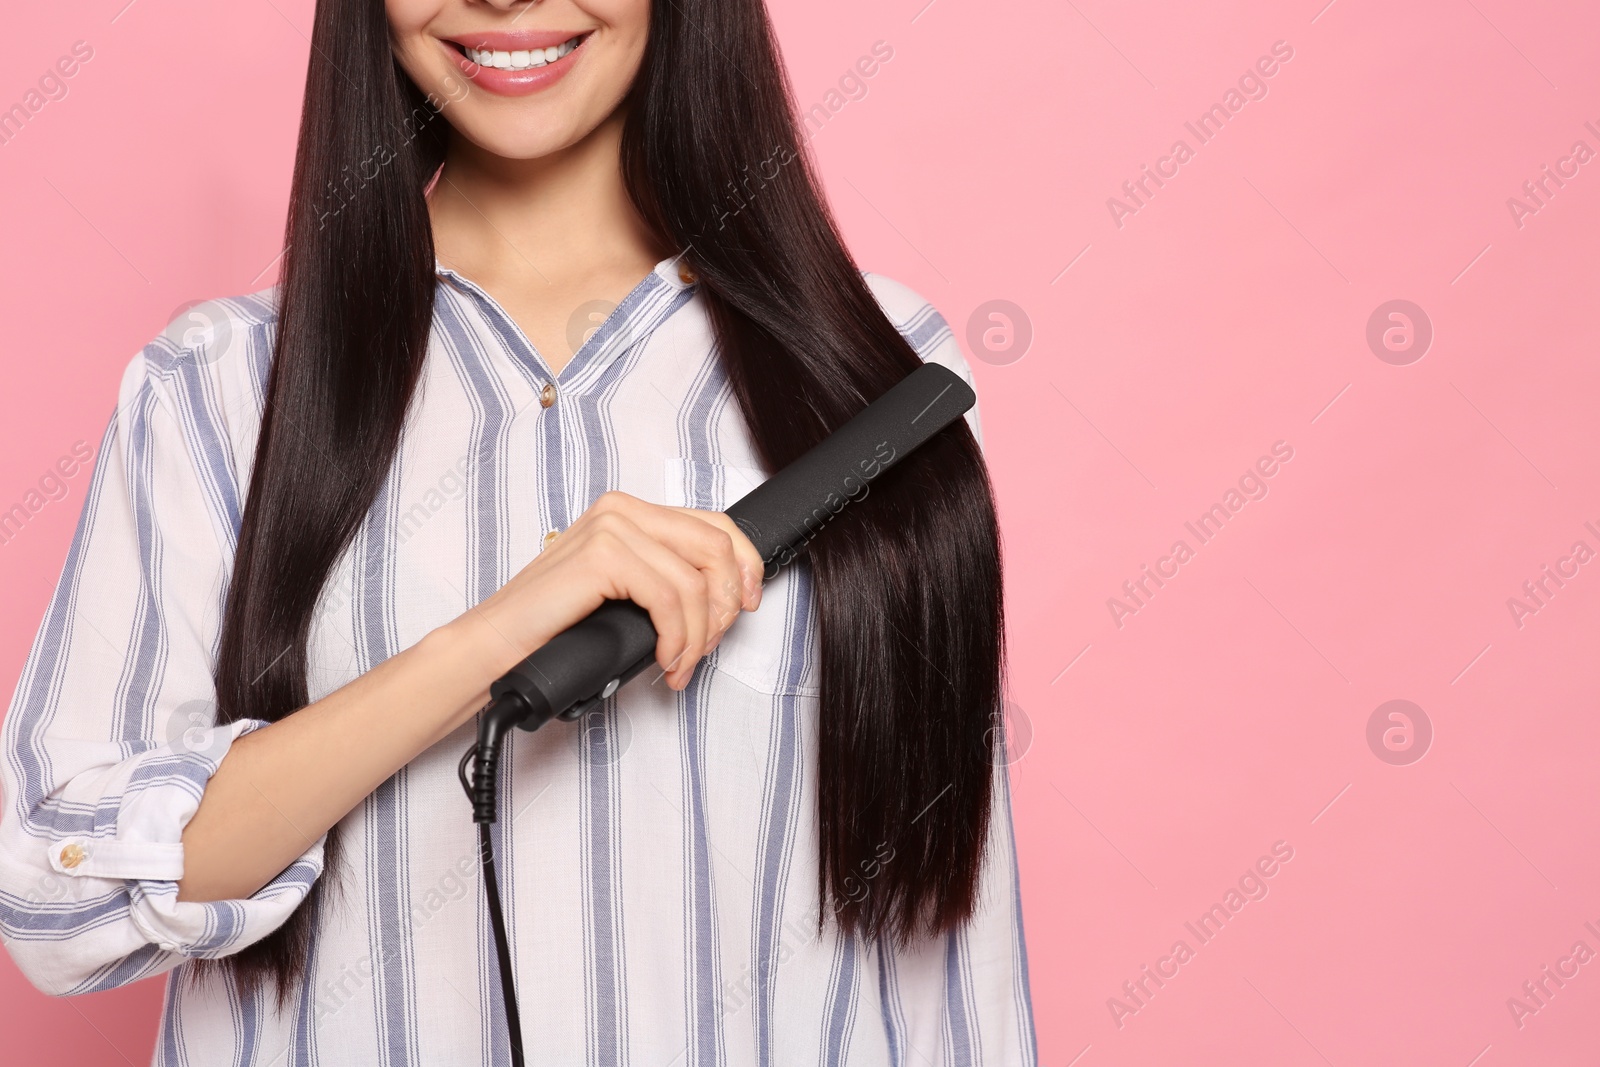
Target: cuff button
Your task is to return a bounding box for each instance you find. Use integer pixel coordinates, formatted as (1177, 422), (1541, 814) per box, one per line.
(59, 843), (86, 869)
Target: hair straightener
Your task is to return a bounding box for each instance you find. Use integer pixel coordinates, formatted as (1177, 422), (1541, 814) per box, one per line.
(457, 362), (976, 1066)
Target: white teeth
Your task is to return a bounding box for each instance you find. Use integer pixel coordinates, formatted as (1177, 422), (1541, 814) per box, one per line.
(463, 36), (581, 70)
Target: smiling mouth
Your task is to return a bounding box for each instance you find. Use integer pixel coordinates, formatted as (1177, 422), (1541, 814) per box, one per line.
(451, 35), (587, 71)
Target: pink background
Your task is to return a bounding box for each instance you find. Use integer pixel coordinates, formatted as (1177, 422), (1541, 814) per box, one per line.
(3, 0), (1599, 1063)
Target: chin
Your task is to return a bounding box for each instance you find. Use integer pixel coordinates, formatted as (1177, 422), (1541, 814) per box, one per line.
(459, 121), (593, 160)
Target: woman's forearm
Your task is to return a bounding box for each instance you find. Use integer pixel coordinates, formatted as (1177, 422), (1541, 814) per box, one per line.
(176, 614), (519, 904)
(175, 494), (762, 905)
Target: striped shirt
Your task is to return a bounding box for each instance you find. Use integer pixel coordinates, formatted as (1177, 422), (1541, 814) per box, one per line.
(0, 256), (1038, 1066)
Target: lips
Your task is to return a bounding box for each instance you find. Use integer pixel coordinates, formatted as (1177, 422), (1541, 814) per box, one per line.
(441, 29), (590, 95)
(444, 29), (587, 53)
(457, 35), (583, 71)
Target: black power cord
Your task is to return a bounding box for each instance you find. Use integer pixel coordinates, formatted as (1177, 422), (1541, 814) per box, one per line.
(457, 692), (544, 1067)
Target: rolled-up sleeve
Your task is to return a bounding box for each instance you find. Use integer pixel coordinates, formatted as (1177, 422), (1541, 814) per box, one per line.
(0, 342), (324, 997)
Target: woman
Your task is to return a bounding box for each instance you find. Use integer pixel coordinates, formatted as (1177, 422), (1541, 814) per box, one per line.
(0, 0), (1036, 1062)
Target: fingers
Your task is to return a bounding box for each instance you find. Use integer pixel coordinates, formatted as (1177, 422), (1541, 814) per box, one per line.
(572, 522), (701, 690)
(589, 492), (763, 612)
(480, 490), (774, 693)
(667, 507), (766, 612)
(575, 496), (752, 689)
(613, 529), (714, 689)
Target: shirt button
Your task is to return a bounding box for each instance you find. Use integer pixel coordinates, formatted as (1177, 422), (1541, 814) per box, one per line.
(539, 382), (557, 409)
(59, 843), (87, 869)
(677, 261), (697, 285)
(543, 529), (560, 549)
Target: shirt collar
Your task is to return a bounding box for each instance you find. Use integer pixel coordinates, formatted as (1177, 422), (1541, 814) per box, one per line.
(430, 253), (699, 392)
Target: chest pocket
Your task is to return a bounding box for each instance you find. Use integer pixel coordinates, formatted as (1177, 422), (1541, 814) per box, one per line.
(664, 456), (818, 696)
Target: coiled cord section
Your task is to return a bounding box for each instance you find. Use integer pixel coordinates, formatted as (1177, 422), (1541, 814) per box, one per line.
(457, 693), (535, 1067)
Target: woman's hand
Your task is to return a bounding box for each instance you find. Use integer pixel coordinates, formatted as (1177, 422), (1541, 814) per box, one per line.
(459, 491), (766, 691)
(178, 491), (760, 904)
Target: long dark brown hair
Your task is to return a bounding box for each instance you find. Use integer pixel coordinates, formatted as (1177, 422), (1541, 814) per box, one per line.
(208, 0), (1005, 1004)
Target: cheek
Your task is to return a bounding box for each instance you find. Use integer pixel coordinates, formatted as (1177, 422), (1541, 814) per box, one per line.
(385, 0), (451, 80)
(578, 0), (652, 35)
(576, 0), (652, 85)
(386, 0), (444, 33)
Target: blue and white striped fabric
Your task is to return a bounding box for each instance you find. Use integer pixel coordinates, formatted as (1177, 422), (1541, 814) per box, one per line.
(0, 257), (1038, 1066)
